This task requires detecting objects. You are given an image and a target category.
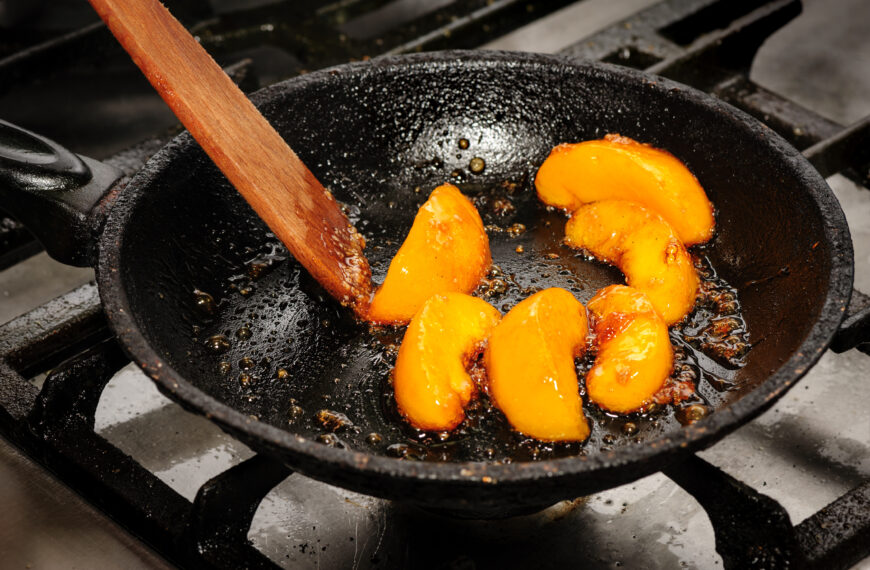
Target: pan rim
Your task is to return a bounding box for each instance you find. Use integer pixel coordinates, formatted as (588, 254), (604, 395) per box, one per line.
(96, 50), (854, 493)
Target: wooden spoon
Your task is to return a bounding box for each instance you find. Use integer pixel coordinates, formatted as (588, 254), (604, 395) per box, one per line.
(87, 0), (372, 312)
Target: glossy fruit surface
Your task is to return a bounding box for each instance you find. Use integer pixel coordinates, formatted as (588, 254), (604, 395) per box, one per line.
(586, 285), (673, 413)
(565, 199), (698, 325)
(535, 134), (714, 245)
(485, 288), (590, 442)
(394, 293), (501, 431)
(367, 183), (491, 324)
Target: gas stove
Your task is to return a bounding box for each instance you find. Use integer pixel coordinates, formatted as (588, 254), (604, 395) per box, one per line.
(0, 0), (868, 568)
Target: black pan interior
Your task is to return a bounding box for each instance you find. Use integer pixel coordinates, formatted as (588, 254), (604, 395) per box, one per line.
(105, 53), (845, 501)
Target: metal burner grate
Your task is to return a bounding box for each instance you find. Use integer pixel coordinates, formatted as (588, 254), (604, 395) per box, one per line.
(0, 0), (868, 568)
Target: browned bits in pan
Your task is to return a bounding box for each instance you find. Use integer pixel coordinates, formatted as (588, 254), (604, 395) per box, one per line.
(507, 223), (526, 237)
(316, 409), (354, 432)
(287, 401), (304, 425)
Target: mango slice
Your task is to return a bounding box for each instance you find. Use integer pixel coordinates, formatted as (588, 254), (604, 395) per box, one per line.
(586, 285), (673, 413)
(565, 200), (698, 325)
(366, 183), (491, 324)
(535, 134), (714, 246)
(485, 288), (590, 442)
(393, 293), (501, 431)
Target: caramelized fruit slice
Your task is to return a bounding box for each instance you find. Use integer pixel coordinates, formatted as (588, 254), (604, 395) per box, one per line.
(586, 285), (673, 413)
(535, 134), (714, 245)
(394, 293), (501, 431)
(485, 288), (590, 442)
(366, 183), (491, 324)
(565, 200), (698, 325)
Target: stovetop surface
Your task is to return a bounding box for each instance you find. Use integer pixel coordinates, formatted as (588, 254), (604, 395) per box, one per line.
(0, 0), (868, 568)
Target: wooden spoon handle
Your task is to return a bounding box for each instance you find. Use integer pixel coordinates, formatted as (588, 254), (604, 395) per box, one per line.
(87, 0), (372, 311)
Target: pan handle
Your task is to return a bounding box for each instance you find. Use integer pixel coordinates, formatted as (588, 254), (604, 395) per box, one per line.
(831, 288), (870, 355)
(0, 119), (122, 267)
